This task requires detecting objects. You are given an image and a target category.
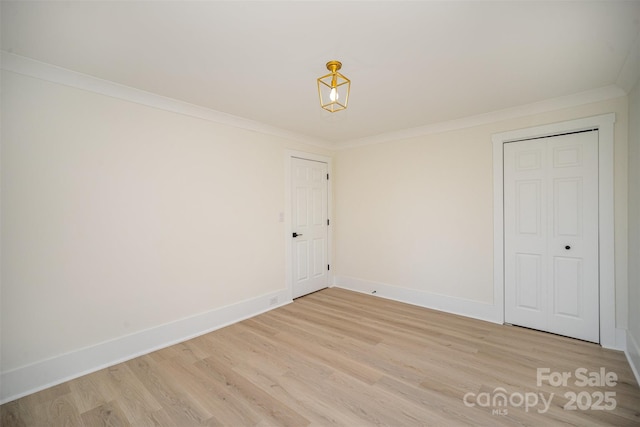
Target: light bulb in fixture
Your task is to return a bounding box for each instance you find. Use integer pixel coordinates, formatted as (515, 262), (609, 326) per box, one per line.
(317, 60), (350, 113)
(329, 87), (339, 102)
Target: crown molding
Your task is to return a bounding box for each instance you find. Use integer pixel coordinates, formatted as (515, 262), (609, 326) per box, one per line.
(616, 31), (640, 93)
(3, 52), (628, 152)
(0, 51), (332, 149)
(335, 85), (627, 150)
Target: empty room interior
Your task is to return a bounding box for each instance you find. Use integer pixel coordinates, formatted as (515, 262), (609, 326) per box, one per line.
(2, 1), (640, 425)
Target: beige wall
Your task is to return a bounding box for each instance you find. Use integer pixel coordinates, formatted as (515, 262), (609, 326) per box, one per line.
(335, 97), (629, 326)
(0, 70), (331, 372)
(1, 65), (634, 393)
(628, 78), (640, 371)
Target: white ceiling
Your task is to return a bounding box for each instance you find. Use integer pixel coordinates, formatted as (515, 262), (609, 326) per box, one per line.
(2, 1), (640, 147)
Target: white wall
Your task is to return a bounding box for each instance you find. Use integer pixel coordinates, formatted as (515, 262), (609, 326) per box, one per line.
(628, 79), (640, 379)
(334, 97), (629, 327)
(0, 69), (332, 400)
(335, 127), (494, 302)
(2, 60), (634, 402)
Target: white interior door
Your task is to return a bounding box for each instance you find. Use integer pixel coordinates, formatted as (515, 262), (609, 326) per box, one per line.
(504, 130), (599, 343)
(291, 157), (329, 298)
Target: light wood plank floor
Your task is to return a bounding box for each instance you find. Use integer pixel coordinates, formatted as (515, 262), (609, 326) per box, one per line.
(2, 288), (639, 426)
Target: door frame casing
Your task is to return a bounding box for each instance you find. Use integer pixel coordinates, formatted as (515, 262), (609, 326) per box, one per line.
(284, 150), (333, 301)
(492, 113), (616, 348)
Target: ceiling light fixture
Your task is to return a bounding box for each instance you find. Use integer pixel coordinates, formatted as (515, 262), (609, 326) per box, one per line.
(317, 60), (350, 113)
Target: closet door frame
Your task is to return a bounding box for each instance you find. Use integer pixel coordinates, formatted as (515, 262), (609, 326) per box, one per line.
(492, 113), (617, 349)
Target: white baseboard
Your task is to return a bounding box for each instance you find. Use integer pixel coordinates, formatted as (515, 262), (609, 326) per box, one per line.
(625, 330), (640, 387)
(0, 290), (292, 404)
(610, 328), (628, 351)
(333, 276), (501, 324)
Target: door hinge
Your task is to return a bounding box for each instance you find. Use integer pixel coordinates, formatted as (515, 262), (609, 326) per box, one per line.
(327, 219), (330, 226)
(327, 264), (330, 271)
(327, 173), (329, 180)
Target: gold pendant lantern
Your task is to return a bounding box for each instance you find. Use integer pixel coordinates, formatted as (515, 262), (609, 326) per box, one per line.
(317, 60), (350, 113)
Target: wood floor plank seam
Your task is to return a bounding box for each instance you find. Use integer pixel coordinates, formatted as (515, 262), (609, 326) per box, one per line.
(2, 288), (639, 426)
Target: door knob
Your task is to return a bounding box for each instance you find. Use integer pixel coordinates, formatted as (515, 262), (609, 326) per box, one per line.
(292, 232), (303, 238)
(565, 245), (571, 250)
